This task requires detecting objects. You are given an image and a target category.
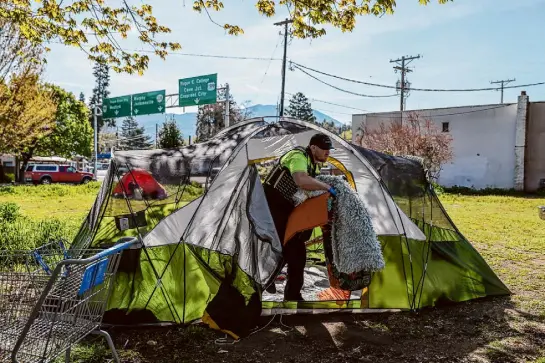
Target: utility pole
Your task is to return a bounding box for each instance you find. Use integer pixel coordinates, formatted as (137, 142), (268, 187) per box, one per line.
(274, 18), (293, 117)
(491, 78), (515, 104)
(390, 54), (421, 111)
(224, 83), (230, 127)
(155, 123), (158, 148)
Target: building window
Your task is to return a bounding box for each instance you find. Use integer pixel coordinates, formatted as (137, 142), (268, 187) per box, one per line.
(442, 122), (449, 132)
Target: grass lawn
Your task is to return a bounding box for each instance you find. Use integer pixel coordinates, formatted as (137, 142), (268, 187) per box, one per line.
(0, 183), (100, 220)
(1, 184), (544, 362)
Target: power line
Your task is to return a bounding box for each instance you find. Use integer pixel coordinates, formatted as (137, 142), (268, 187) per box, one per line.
(491, 78), (515, 104)
(291, 63), (398, 98)
(311, 99), (369, 112)
(291, 61), (399, 89)
(291, 61), (545, 92)
(128, 48), (282, 61)
(48, 40), (281, 61)
(285, 92), (369, 112)
(261, 32), (282, 83)
(390, 54), (421, 111)
(314, 108), (354, 116)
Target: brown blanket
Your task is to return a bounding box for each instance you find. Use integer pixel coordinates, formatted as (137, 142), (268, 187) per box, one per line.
(283, 193), (330, 244)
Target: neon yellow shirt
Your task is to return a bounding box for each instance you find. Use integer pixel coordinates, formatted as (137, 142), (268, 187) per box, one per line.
(281, 149), (322, 176)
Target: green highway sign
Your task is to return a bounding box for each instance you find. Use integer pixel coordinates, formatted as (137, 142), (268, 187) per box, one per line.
(178, 73), (217, 107)
(131, 90), (166, 116)
(103, 95), (131, 119)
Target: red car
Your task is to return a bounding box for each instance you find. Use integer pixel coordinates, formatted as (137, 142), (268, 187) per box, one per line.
(24, 164), (95, 185)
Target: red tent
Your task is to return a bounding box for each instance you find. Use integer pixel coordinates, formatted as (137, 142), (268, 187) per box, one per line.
(112, 169), (167, 200)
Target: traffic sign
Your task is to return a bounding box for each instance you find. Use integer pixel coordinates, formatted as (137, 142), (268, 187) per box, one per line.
(178, 73), (217, 107)
(131, 90), (166, 116)
(103, 95), (131, 119)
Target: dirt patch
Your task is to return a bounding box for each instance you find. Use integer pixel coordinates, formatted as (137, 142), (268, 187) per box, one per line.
(531, 259), (545, 266)
(72, 296), (545, 363)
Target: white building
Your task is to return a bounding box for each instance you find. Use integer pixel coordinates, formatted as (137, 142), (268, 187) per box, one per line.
(352, 92), (545, 192)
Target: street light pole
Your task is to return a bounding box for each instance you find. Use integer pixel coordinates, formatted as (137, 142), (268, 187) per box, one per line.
(93, 105), (103, 179)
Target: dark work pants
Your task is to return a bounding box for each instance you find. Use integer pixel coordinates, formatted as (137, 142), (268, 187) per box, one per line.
(263, 184), (312, 301)
(283, 229), (313, 300)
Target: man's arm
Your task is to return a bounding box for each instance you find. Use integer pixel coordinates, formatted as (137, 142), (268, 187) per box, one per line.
(292, 172), (331, 191)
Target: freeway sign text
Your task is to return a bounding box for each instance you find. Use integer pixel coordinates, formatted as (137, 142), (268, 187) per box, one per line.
(178, 73), (217, 107)
(131, 90), (166, 116)
(103, 95), (131, 119)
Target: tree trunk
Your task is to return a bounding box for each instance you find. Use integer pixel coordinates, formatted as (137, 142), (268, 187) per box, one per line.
(18, 147), (34, 183)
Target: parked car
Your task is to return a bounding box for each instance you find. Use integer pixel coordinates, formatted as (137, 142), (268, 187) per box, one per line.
(95, 162), (110, 182)
(24, 164), (95, 185)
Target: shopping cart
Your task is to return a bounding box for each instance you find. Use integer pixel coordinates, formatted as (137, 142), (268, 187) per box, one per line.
(0, 237), (139, 363)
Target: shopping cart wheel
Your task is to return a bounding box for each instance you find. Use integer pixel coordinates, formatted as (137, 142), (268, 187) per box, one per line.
(91, 329), (121, 363)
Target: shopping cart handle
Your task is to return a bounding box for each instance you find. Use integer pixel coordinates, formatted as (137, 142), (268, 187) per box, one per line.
(94, 237), (140, 260)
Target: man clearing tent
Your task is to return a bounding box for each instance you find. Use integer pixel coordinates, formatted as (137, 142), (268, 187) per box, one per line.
(263, 133), (337, 301)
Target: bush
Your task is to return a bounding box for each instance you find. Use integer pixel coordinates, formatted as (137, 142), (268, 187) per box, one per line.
(442, 185), (529, 197)
(189, 181), (202, 189)
(0, 215), (81, 251)
(0, 202), (21, 223)
(181, 184), (204, 200)
(0, 172), (15, 183)
(431, 182), (445, 195)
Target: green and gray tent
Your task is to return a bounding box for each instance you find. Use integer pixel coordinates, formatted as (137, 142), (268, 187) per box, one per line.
(71, 117), (509, 338)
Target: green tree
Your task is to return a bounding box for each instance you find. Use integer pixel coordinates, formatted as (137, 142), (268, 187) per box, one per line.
(98, 130), (118, 153)
(33, 85), (93, 160)
(0, 1), (451, 75)
(195, 85), (246, 141)
(0, 20), (51, 181)
(4, 84), (92, 180)
(79, 92), (85, 103)
(319, 119), (340, 134)
(88, 60), (111, 131)
(286, 92), (316, 123)
(158, 119), (185, 148)
(0, 72), (57, 181)
(118, 117), (153, 150)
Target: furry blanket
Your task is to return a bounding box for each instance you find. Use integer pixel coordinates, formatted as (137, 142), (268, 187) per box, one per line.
(292, 175), (385, 274)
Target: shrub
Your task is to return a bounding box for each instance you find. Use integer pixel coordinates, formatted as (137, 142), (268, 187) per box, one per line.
(0, 202), (21, 223)
(441, 186), (533, 197)
(0, 172), (15, 183)
(0, 216), (81, 251)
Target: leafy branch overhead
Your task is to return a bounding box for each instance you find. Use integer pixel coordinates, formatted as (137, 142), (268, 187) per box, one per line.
(0, 0), (452, 75)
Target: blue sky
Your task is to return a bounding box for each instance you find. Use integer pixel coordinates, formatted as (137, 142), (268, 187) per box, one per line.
(43, 0), (545, 124)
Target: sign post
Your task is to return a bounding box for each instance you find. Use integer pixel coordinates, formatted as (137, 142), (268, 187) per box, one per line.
(131, 90), (166, 116)
(103, 96), (131, 119)
(178, 74), (217, 107)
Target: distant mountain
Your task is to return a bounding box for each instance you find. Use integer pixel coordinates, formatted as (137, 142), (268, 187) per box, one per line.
(129, 104), (344, 140)
(245, 104), (344, 128)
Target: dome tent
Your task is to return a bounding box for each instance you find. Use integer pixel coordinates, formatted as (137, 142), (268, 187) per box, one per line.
(70, 117), (509, 338)
(112, 168), (168, 200)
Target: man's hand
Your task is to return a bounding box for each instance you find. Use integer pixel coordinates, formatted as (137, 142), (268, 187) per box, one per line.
(292, 172), (331, 192)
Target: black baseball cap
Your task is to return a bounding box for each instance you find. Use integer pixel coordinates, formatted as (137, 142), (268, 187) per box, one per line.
(309, 133), (335, 150)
